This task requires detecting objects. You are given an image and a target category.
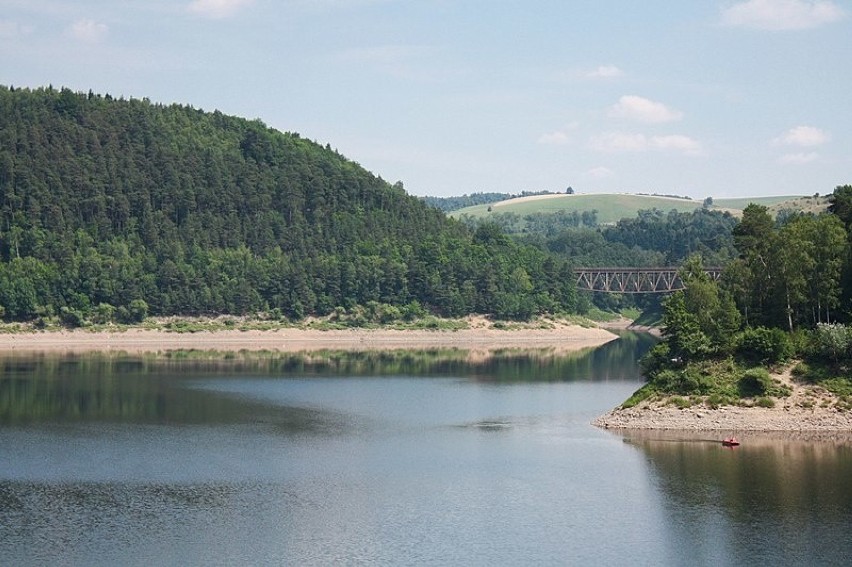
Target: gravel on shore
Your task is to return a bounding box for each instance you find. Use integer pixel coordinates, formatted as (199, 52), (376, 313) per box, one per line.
(0, 323), (618, 354)
(593, 369), (852, 433)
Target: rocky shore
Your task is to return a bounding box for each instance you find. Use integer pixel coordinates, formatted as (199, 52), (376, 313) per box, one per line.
(593, 369), (852, 433)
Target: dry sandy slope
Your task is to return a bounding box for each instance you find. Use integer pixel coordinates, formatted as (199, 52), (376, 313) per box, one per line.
(594, 369), (852, 432)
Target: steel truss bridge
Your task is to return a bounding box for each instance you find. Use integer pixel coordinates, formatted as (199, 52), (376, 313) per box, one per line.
(574, 267), (723, 294)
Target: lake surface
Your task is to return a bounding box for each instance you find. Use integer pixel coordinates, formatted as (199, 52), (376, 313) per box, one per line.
(2, 333), (852, 566)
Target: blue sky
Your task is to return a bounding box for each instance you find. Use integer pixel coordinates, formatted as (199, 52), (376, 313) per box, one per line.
(1, 0), (850, 198)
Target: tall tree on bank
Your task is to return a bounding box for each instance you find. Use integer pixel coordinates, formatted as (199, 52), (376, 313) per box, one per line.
(656, 256), (741, 364)
(829, 185), (852, 317)
(731, 204), (776, 326)
(728, 191), (848, 330)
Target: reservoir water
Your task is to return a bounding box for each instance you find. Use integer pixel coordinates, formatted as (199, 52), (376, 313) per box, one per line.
(2, 333), (852, 566)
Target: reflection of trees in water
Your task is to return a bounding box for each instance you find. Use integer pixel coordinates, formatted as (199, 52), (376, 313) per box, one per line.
(0, 353), (327, 427)
(0, 333), (656, 424)
(624, 432), (852, 565)
(467, 331), (656, 382)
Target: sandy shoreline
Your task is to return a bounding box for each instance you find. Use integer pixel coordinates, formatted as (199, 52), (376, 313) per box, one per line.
(594, 369), (852, 434)
(0, 324), (618, 354)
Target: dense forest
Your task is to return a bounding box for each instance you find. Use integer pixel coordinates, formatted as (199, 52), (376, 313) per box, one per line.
(467, 207), (739, 267)
(0, 86), (580, 322)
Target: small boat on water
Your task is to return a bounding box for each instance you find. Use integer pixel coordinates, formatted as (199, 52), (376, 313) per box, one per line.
(722, 437), (740, 447)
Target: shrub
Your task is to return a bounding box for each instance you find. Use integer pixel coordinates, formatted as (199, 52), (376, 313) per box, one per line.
(401, 300), (427, 321)
(756, 397), (775, 408)
(652, 367), (712, 395)
(92, 303), (115, 324)
(127, 299), (149, 323)
(705, 393), (727, 408)
(59, 306), (86, 328)
(735, 326), (793, 365)
(815, 323), (852, 363)
(789, 328), (816, 358)
(738, 367), (773, 397)
(640, 342), (672, 377)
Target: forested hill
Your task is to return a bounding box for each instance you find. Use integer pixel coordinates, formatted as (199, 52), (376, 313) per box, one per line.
(0, 86), (577, 321)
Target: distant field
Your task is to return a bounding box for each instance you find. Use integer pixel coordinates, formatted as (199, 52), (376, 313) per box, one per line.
(450, 193), (813, 224)
(712, 196), (806, 209)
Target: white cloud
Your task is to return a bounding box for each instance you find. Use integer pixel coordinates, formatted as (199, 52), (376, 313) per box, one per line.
(590, 132), (649, 152)
(67, 19), (108, 43)
(590, 132), (703, 156)
(651, 134), (703, 155)
(585, 166), (615, 179)
(779, 152), (819, 164)
(722, 0), (845, 30)
(0, 19), (34, 38)
(608, 95), (683, 123)
(537, 123), (577, 145)
(772, 125), (830, 147)
(537, 131), (571, 145)
(187, 0), (254, 19)
(587, 65), (624, 79)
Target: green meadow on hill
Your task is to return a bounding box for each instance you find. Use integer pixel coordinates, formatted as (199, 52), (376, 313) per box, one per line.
(450, 193), (821, 225)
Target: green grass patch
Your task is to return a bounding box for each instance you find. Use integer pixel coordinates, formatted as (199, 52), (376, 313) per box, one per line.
(791, 360), (852, 396)
(619, 307), (641, 321)
(621, 384), (657, 408)
(632, 308), (662, 328)
(451, 193), (809, 225)
(667, 396), (693, 409)
(584, 307), (619, 322)
(452, 194), (705, 225)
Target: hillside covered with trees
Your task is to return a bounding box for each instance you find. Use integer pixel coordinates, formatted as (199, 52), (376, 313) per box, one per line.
(0, 86), (579, 322)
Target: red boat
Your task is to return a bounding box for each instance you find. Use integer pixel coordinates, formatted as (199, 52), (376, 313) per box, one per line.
(722, 437), (740, 446)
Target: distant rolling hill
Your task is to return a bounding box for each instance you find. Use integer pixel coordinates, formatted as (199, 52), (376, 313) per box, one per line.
(449, 193), (825, 225)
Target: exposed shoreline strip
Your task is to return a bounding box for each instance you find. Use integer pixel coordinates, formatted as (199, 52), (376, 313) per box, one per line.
(0, 326), (618, 354)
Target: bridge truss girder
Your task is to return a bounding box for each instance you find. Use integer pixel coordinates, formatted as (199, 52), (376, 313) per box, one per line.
(574, 267), (723, 294)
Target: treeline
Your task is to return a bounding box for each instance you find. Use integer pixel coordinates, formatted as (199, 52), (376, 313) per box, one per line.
(528, 207), (737, 287)
(422, 190), (561, 213)
(458, 209), (599, 236)
(461, 207), (737, 267)
(0, 86), (579, 322)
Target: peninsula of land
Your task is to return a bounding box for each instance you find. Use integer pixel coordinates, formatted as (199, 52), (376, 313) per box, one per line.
(594, 369), (852, 433)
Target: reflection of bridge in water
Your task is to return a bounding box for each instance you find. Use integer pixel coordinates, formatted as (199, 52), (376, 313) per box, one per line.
(574, 267), (723, 294)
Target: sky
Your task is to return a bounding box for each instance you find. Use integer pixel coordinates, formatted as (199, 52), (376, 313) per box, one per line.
(1, 0), (850, 199)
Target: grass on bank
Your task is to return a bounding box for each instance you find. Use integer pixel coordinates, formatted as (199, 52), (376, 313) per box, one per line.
(623, 355), (852, 413)
(0, 307), (609, 335)
(792, 361), (852, 411)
